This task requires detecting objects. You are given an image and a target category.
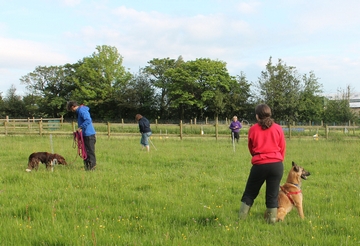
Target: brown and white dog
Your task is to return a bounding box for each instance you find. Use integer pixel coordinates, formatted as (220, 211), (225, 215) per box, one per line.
(277, 161), (311, 221)
(26, 152), (67, 172)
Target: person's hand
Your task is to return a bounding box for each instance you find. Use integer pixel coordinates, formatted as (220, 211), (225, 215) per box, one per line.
(77, 128), (82, 132)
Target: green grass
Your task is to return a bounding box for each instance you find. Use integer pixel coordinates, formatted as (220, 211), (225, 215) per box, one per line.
(0, 135), (359, 245)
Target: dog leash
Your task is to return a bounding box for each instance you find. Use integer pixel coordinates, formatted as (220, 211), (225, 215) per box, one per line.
(73, 130), (88, 160)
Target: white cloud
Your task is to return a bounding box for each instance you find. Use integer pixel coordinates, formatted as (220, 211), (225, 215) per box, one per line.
(236, 1), (261, 14)
(61, 0), (81, 7)
(292, 1), (360, 33)
(0, 37), (69, 69)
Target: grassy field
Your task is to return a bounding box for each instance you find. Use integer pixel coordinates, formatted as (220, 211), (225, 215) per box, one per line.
(0, 135), (359, 245)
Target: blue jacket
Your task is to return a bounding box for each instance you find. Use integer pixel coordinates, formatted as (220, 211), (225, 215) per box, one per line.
(138, 117), (151, 133)
(76, 106), (96, 137)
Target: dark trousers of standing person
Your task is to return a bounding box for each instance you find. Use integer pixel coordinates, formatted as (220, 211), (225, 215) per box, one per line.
(232, 132), (240, 143)
(83, 134), (96, 171)
(241, 162), (283, 208)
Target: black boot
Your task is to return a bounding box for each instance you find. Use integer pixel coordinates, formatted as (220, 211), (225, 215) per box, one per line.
(84, 161), (90, 171)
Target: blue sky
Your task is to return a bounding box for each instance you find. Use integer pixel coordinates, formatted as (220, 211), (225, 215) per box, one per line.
(1, 0), (360, 97)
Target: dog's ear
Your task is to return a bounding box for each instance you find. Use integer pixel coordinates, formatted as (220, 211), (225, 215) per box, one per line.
(292, 161), (299, 172)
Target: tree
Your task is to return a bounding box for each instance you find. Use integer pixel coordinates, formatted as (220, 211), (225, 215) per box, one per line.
(165, 58), (234, 119)
(22, 94), (42, 118)
(2, 85), (27, 118)
(113, 69), (157, 120)
(0, 92), (4, 118)
(255, 57), (323, 124)
(144, 56), (184, 120)
(297, 71), (324, 124)
(323, 87), (355, 124)
(224, 72), (253, 120)
(20, 65), (70, 117)
(69, 45), (132, 119)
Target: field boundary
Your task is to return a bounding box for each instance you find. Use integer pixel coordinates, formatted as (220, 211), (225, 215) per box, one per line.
(0, 117), (359, 139)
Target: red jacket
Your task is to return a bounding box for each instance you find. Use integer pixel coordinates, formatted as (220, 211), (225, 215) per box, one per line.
(248, 123), (286, 165)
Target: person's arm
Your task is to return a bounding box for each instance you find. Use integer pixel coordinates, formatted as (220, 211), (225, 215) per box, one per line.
(139, 121), (144, 133)
(79, 110), (92, 129)
(277, 125), (286, 159)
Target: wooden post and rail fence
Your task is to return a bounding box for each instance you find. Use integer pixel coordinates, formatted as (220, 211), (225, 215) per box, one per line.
(0, 116), (359, 140)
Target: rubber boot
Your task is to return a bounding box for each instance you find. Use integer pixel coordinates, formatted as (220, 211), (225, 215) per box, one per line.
(265, 208), (278, 224)
(239, 202), (251, 219)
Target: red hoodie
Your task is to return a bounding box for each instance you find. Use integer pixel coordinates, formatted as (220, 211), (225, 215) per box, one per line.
(248, 123), (286, 165)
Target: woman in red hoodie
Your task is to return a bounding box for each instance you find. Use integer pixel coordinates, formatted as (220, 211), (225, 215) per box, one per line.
(239, 104), (286, 224)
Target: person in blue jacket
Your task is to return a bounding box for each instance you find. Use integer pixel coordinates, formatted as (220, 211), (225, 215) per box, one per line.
(135, 114), (152, 151)
(67, 101), (97, 170)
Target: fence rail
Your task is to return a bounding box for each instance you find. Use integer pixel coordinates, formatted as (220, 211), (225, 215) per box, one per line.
(0, 117), (359, 139)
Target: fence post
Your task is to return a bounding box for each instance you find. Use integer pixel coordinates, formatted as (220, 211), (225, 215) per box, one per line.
(180, 120), (183, 140)
(206, 117), (208, 124)
(194, 118), (197, 125)
(353, 122), (355, 135)
(107, 122), (111, 139)
(155, 119), (158, 130)
(215, 116), (218, 141)
(72, 121), (76, 132)
(325, 125), (329, 139)
(288, 122), (292, 139)
(4, 121), (7, 135)
(39, 119), (43, 135)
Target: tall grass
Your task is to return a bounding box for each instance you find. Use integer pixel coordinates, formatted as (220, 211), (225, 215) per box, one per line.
(0, 135), (359, 245)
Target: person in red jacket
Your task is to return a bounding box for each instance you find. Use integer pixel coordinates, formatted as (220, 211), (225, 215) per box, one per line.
(239, 104), (286, 224)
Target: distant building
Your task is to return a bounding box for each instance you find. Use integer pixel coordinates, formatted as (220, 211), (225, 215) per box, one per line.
(349, 93), (360, 116)
(324, 93), (360, 116)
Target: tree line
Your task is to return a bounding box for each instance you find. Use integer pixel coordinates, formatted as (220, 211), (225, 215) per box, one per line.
(0, 45), (357, 124)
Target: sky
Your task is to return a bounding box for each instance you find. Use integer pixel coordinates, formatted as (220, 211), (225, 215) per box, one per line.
(1, 0), (360, 97)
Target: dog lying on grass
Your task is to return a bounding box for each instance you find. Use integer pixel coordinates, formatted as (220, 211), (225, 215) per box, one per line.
(277, 161), (311, 221)
(26, 152), (67, 172)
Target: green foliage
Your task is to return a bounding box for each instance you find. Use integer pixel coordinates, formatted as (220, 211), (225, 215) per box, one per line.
(323, 87), (356, 124)
(6, 49), (357, 123)
(165, 58), (235, 119)
(20, 65), (70, 117)
(144, 57), (184, 120)
(256, 57), (324, 124)
(0, 136), (359, 245)
(2, 85), (27, 118)
(225, 72), (254, 120)
(70, 45), (132, 118)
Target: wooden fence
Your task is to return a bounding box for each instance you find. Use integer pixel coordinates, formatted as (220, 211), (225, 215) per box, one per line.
(0, 117), (359, 140)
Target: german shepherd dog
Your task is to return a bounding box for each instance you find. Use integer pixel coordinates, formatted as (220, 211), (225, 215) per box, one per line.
(26, 152), (67, 172)
(277, 161), (311, 221)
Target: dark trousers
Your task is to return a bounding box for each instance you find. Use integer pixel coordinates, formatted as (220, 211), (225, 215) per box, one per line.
(83, 134), (96, 170)
(232, 132), (240, 142)
(241, 162), (283, 208)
